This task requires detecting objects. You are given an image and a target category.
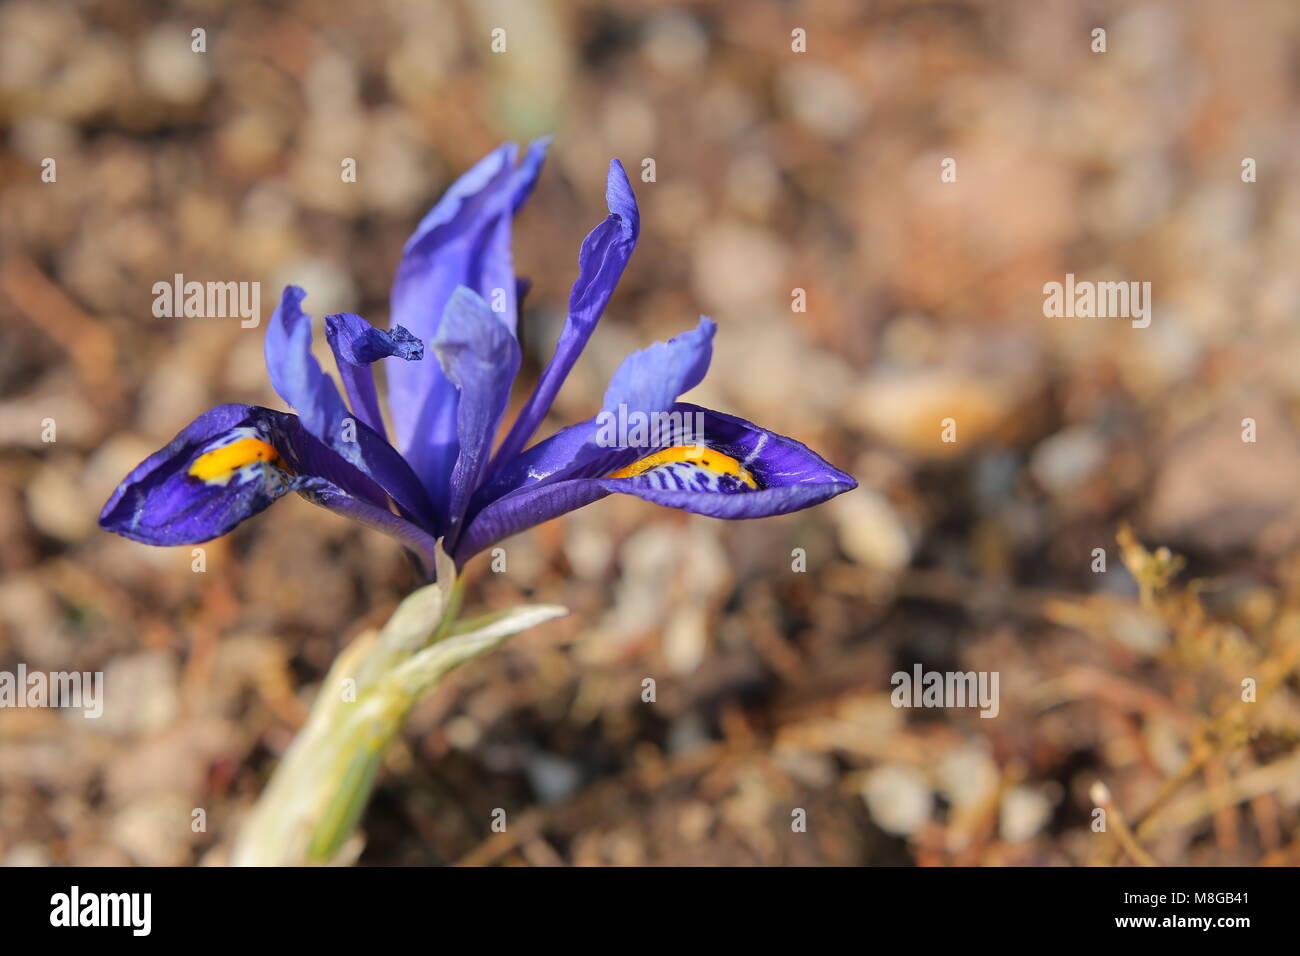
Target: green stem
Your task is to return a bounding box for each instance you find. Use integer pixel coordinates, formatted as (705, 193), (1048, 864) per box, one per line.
(231, 560), (565, 867)
(232, 631), (410, 866)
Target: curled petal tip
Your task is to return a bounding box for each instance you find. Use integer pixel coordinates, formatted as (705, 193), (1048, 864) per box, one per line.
(605, 159), (639, 238)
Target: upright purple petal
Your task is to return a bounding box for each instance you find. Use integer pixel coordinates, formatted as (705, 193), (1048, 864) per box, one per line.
(473, 317), (716, 507)
(491, 159), (639, 469)
(483, 138), (549, 336)
(433, 286), (521, 545)
(602, 316), (715, 413)
(387, 140), (548, 503)
(264, 286), (359, 467)
(506, 138), (549, 216)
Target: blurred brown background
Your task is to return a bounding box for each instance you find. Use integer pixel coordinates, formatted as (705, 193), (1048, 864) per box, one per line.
(3, 0), (1300, 866)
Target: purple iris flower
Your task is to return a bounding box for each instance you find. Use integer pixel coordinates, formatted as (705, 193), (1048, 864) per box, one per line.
(99, 142), (856, 576)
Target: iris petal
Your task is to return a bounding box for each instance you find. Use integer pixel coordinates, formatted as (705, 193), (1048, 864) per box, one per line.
(474, 316), (716, 507)
(293, 477), (440, 574)
(387, 140), (548, 503)
(602, 316), (715, 414)
(99, 404), (441, 568)
(596, 403), (856, 518)
(491, 159), (639, 469)
(264, 286), (358, 466)
(454, 403), (855, 561)
(454, 477), (610, 564)
(433, 286), (521, 545)
(324, 311), (423, 440)
(99, 405), (295, 546)
(265, 288), (439, 530)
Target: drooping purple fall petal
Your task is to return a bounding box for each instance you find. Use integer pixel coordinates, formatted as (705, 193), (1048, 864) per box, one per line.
(455, 403), (855, 561)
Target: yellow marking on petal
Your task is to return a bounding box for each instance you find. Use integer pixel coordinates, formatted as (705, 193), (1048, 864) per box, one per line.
(189, 437), (286, 483)
(607, 445), (757, 489)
